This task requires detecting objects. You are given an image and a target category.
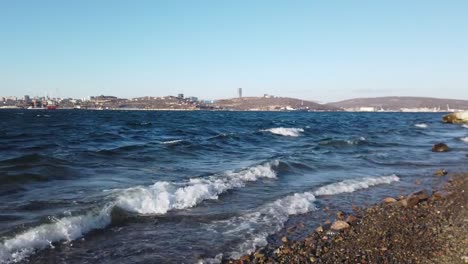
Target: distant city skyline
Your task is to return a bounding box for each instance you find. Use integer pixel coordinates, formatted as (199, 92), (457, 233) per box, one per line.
(1, 0), (467, 102)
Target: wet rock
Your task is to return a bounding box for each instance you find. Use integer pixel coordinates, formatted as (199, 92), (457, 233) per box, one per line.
(281, 236), (289, 243)
(434, 169), (448, 176)
(406, 196), (421, 208)
(383, 197), (397, 204)
(253, 251), (265, 261)
(331, 220), (350, 230)
(336, 211), (345, 220)
(345, 215), (358, 224)
(315, 225), (324, 233)
(412, 190), (430, 201)
(397, 198), (408, 208)
(432, 143), (449, 152)
(442, 111), (468, 124)
(239, 255), (251, 263)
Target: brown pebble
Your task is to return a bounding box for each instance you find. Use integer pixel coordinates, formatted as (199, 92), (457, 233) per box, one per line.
(315, 225), (324, 233)
(346, 215), (358, 224)
(281, 236), (289, 243)
(383, 197), (397, 204)
(434, 169), (448, 176)
(336, 211), (345, 220)
(331, 220), (350, 230)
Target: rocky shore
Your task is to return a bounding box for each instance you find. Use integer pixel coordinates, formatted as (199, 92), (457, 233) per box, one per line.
(223, 174), (467, 264)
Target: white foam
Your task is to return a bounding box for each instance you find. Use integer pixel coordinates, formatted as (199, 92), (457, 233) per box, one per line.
(261, 127), (304, 137)
(415, 123), (428, 128)
(160, 139), (183, 144)
(460, 137), (468, 143)
(116, 160), (279, 214)
(313, 174), (399, 196)
(220, 192), (317, 259)
(219, 175), (399, 259)
(0, 161), (279, 263)
(0, 206), (112, 263)
(346, 136), (366, 145)
(463, 124), (468, 128)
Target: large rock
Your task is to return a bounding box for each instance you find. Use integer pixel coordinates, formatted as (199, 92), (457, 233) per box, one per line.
(442, 111), (468, 124)
(383, 197), (397, 204)
(330, 220), (350, 230)
(434, 169), (448, 176)
(432, 143), (449, 152)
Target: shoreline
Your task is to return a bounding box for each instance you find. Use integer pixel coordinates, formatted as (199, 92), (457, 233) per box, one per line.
(224, 173), (467, 264)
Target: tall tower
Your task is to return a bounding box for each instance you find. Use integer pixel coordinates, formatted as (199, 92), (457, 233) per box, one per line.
(238, 88), (242, 98)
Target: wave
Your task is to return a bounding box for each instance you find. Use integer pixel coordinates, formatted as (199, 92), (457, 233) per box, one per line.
(319, 136), (366, 146)
(115, 160), (279, 214)
(0, 154), (67, 166)
(215, 175), (399, 259)
(160, 139), (184, 145)
(414, 123), (428, 128)
(261, 127), (304, 137)
(463, 124), (468, 128)
(460, 137), (468, 143)
(0, 161), (280, 263)
(313, 174), (399, 196)
(0, 206), (112, 263)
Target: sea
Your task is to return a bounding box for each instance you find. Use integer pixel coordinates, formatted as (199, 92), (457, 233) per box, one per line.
(0, 110), (467, 263)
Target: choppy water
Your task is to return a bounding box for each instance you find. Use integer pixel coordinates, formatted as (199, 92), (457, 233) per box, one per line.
(0, 110), (467, 263)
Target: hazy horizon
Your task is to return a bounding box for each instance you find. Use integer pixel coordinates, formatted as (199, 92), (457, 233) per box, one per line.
(1, 1), (467, 102)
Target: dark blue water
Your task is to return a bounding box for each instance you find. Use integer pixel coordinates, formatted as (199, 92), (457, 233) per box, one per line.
(0, 110), (467, 263)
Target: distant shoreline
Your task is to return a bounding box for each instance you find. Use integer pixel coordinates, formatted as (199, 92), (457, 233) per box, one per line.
(0, 107), (454, 113)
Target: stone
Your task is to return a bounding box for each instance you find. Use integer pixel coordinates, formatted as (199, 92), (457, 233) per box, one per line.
(281, 236), (289, 243)
(336, 211), (345, 220)
(345, 215), (358, 224)
(315, 225), (324, 233)
(407, 196), (420, 207)
(433, 191), (445, 199)
(239, 255), (251, 263)
(432, 143), (449, 152)
(254, 251), (265, 260)
(330, 220), (350, 230)
(442, 111), (468, 124)
(383, 197), (397, 204)
(434, 169), (448, 176)
(397, 198), (408, 208)
(411, 190), (430, 201)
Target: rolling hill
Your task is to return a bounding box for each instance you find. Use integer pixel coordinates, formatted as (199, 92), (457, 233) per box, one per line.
(328, 96), (468, 111)
(214, 97), (340, 111)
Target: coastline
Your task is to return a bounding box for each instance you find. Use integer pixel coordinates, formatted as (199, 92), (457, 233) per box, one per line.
(224, 173), (467, 264)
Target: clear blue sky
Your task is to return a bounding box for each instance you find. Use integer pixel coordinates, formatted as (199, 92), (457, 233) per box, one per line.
(1, 0), (467, 102)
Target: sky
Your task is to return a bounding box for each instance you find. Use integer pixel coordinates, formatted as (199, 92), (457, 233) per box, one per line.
(0, 0), (467, 102)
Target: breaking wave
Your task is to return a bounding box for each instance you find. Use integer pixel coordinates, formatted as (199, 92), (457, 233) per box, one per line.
(261, 127), (304, 137)
(115, 160), (279, 214)
(414, 123), (428, 128)
(463, 124), (468, 128)
(0, 161), (280, 263)
(460, 137), (468, 143)
(313, 174), (400, 196)
(218, 174), (400, 259)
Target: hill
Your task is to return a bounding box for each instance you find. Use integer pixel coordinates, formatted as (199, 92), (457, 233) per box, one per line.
(328, 96), (468, 111)
(214, 97), (340, 111)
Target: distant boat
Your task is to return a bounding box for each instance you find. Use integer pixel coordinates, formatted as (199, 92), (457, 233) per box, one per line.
(47, 105), (57, 110)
